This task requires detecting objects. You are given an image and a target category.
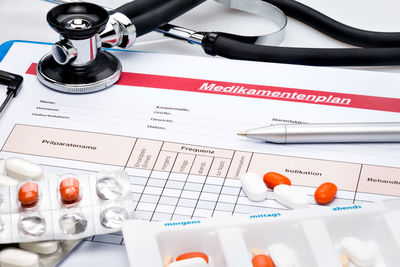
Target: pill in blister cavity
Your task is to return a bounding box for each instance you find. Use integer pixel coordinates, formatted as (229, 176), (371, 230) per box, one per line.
(267, 243), (296, 267)
(339, 254), (349, 267)
(252, 254), (275, 267)
(176, 252), (209, 263)
(340, 236), (375, 267)
(4, 158), (43, 181)
(0, 248), (40, 267)
(169, 257), (208, 267)
(59, 212), (87, 235)
(314, 182), (337, 204)
(60, 177), (80, 204)
(274, 184), (309, 209)
(163, 256), (174, 267)
(0, 174), (18, 186)
(241, 172), (268, 201)
(100, 206), (128, 229)
(263, 172), (291, 189)
(19, 241), (59, 255)
(18, 182), (39, 206)
(96, 176), (123, 200)
(19, 215), (46, 236)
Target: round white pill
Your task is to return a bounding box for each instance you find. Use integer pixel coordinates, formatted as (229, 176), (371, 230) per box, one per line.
(169, 257), (208, 267)
(0, 174), (18, 186)
(267, 243), (296, 267)
(241, 172), (268, 201)
(0, 248), (39, 267)
(274, 184), (309, 209)
(19, 241), (59, 255)
(4, 158), (43, 181)
(341, 236), (375, 267)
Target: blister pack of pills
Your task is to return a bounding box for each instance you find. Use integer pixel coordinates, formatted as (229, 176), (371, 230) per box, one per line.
(0, 158), (133, 243)
(123, 199), (400, 267)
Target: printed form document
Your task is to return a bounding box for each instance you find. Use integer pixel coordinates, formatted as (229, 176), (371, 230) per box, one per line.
(0, 42), (400, 266)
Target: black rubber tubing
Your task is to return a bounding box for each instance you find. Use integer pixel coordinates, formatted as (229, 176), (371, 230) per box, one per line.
(116, 0), (206, 37)
(263, 0), (400, 48)
(115, 0), (165, 21)
(202, 33), (400, 66)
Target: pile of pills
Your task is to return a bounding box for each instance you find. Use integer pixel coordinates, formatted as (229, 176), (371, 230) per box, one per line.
(0, 239), (80, 267)
(0, 157), (133, 243)
(251, 243), (296, 267)
(241, 171), (338, 208)
(163, 252), (209, 267)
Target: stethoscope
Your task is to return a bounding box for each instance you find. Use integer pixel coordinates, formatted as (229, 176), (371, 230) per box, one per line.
(37, 0), (400, 94)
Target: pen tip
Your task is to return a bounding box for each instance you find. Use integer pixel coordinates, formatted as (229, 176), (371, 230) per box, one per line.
(237, 131), (247, 137)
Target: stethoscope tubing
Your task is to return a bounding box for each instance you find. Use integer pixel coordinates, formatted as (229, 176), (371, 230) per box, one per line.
(263, 0), (400, 48)
(199, 0), (400, 66)
(117, 0), (207, 37)
(47, 0), (400, 67)
(202, 33), (400, 66)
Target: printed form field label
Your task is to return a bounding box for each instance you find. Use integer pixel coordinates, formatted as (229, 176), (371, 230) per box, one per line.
(2, 125), (136, 166)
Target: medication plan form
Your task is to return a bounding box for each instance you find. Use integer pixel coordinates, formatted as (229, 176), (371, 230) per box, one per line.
(0, 42), (400, 266)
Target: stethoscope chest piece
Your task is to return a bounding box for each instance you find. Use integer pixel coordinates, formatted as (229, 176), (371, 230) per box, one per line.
(37, 3), (121, 94)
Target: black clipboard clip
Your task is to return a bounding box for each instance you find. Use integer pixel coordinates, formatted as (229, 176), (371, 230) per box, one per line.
(0, 70), (23, 116)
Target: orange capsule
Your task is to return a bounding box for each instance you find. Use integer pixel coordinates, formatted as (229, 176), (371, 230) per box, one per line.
(60, 177), (80, 203)
(252, 254), (275, 267)
(263, 172), (291, 189)
(18, 181), (39, 206)
(314, 182), (337, 204)
(176, 252), (209, 263)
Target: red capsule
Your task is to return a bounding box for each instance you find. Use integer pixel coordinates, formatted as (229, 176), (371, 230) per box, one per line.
(176, 252), (209, 263)
(252, 254), (275, 267)
(263, 172), (291, 189)
(60, 177), (80, 203)
(314, 182), (337, 204)
(18, 181), (39, 206)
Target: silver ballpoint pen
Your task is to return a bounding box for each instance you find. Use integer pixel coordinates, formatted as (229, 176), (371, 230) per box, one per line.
(237, 122), (400, 143)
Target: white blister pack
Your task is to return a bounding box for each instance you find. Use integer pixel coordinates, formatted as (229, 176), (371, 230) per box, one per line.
(0, 158), (133, 243)
(123, 199), (400, 267)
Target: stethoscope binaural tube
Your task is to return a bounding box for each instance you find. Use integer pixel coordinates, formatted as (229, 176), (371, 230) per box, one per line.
(262, 0), (400, 48)
(116, 0), (207, 37)
(199, 0), (400, 66)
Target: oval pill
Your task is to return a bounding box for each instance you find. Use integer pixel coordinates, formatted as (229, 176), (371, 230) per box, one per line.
(176, 252), (209, 263)
(0, 174), (18, 186)
(19, 241), (59, 255)
(267, 243), (296, 267)
(60, 177), (80, 203)
(252, 254), (275, 267)
(263, 172), (291, 189)
(169, 257), (208, 267)
(314, 182), (337, 204)
(18, 182), (39, 206)
(274, 184), (309, 209)
(341, 236), (375, 267)
(4, 158), (43, 181)
(0, 248), (40, 267)
(241, 172), (268, 201)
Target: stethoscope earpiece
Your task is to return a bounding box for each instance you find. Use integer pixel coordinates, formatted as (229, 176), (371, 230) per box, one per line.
(37, 3), (123, 94)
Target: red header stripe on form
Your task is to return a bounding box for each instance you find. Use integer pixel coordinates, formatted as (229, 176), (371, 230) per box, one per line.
(26, 63), (400, 113)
